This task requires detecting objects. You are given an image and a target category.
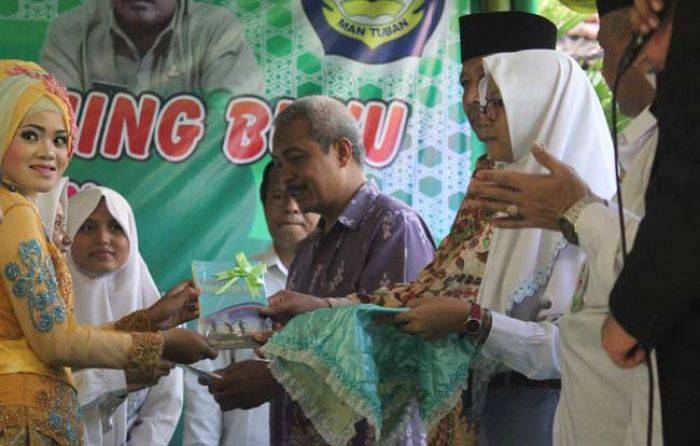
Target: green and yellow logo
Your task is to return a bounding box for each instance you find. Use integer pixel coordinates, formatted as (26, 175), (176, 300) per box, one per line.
(323, 0), (426, 49)
(303, 0), (444, 63)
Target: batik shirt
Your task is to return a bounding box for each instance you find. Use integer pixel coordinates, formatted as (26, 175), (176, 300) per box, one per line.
(345, 158), (496, 446)
(271, 182), (436, 446)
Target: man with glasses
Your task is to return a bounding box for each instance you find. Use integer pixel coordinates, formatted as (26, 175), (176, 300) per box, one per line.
(458, 12), (557, 145)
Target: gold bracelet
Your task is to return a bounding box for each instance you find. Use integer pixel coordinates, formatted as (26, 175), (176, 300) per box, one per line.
(124, 332), (164, 385)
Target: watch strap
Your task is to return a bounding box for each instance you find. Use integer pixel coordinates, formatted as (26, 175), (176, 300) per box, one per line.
(558, 195), (607, 244)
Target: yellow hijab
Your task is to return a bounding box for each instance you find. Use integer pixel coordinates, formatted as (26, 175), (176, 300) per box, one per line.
(0, 60), (76, 163)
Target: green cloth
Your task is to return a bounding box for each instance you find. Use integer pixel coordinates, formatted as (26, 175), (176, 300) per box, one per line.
(262, 304), (477, 446)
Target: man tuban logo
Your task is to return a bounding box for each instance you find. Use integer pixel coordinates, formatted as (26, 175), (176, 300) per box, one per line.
(302, 0), (445, 64)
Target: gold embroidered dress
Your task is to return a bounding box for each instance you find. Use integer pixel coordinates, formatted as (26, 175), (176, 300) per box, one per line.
(0, 187), (163, 446)
(0, 60), (163, 446)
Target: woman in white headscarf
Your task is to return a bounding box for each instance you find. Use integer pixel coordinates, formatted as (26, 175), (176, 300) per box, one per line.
(458, 49), (617, 445)
(67, 186), (184, 446)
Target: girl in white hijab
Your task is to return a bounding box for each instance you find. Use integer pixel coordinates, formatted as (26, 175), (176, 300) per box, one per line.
(67, 186), (184, 446)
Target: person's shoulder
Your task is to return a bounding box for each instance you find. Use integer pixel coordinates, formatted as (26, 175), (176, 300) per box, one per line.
(0, 190), (41, 230)
(361, 192), (431, 239)
(359, 192), (434, 250)
(1, 189), (34, 214)
(371, 192), (422, 221)
(48, 1), (98, 30)
(294, 233), (316, 256)
(186, 2), (242, 28)
(252, 247), (278, 267)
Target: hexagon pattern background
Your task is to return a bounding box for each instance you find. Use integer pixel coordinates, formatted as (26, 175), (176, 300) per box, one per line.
(2, 0), (477, 243)
(216, 0), (477, 242)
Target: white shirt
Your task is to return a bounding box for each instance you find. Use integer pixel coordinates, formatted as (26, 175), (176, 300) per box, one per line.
(554, 109), (662, 445)
(479, 252), (576, 380)
(69, 187), (184, 446)
(183, 247), (288, 446)
(475, 50), (616, 383)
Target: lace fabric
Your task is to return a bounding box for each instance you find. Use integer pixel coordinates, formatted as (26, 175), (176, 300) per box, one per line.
(262, 305), (477, 446)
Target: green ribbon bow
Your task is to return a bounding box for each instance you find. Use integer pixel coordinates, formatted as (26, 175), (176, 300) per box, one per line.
(214, 252), (267, 297)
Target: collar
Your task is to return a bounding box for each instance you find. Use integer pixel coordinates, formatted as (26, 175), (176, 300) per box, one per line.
(619, 106), (658, 171)
(254, 246), (288, 276)
(108, 5), (179, 57)
(1, 181), (32, 199)
(622, 106), (658, 146)
(330, 182), (379, 230)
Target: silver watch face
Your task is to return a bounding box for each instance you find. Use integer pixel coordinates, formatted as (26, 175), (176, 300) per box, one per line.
(557, 216), (578, 245)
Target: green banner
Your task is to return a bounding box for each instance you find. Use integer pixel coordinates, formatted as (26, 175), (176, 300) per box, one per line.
(1, 0), (478, 292)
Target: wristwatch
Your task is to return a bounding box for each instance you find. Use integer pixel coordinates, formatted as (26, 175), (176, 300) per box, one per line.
(557, 195), (607, 245)
(464, 303), (482, 336)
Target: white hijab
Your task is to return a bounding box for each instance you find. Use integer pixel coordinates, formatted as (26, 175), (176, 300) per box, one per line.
(35, 176), (69, 239)
(477, 50), (617, 316)
(67, 186), (160, 325)
(67, 187), (183, 446)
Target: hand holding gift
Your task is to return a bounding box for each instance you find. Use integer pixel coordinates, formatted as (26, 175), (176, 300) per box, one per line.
(146, 279), (201, 330)
(162, 328), (218, 364)
(192, 252), (272, 349)
(260, 290), (328, 323)
(199, 359), (283, 411)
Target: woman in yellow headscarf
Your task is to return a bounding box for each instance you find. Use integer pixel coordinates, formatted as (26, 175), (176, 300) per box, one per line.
(0, 60), (217, 446)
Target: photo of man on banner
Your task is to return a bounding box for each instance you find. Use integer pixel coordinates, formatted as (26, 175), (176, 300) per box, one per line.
(40, 0), (263, 97)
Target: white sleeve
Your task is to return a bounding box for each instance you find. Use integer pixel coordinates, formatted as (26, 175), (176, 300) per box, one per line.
(74, 368), (127, 408)
(75, 368), (128, 444)
(480, 202), (644, 380)
(480, 312), (561, 380)
(126, 367), (184, 446)
(182, 354), (231, 446)
(575, 202), (642, 309)
(328, 297), (355, 307)
(479, 241), (588, 380)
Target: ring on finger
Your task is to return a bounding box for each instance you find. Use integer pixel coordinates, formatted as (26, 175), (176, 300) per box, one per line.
(506, 203), (520, 217)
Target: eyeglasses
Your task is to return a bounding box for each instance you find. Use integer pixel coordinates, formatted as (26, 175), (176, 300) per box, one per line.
(478, 98), (504, 121)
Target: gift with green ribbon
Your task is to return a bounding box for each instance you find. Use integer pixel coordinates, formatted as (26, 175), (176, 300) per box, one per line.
(214, 252), (267, 298)
(191, 252), (271, 349)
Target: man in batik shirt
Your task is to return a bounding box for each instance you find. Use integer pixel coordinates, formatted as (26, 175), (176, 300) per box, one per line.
(201, 95), (435, 445)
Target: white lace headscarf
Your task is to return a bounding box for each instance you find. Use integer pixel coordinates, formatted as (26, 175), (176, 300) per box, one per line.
(478, 49), (616, 317)
(469, 49), (617, 421)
